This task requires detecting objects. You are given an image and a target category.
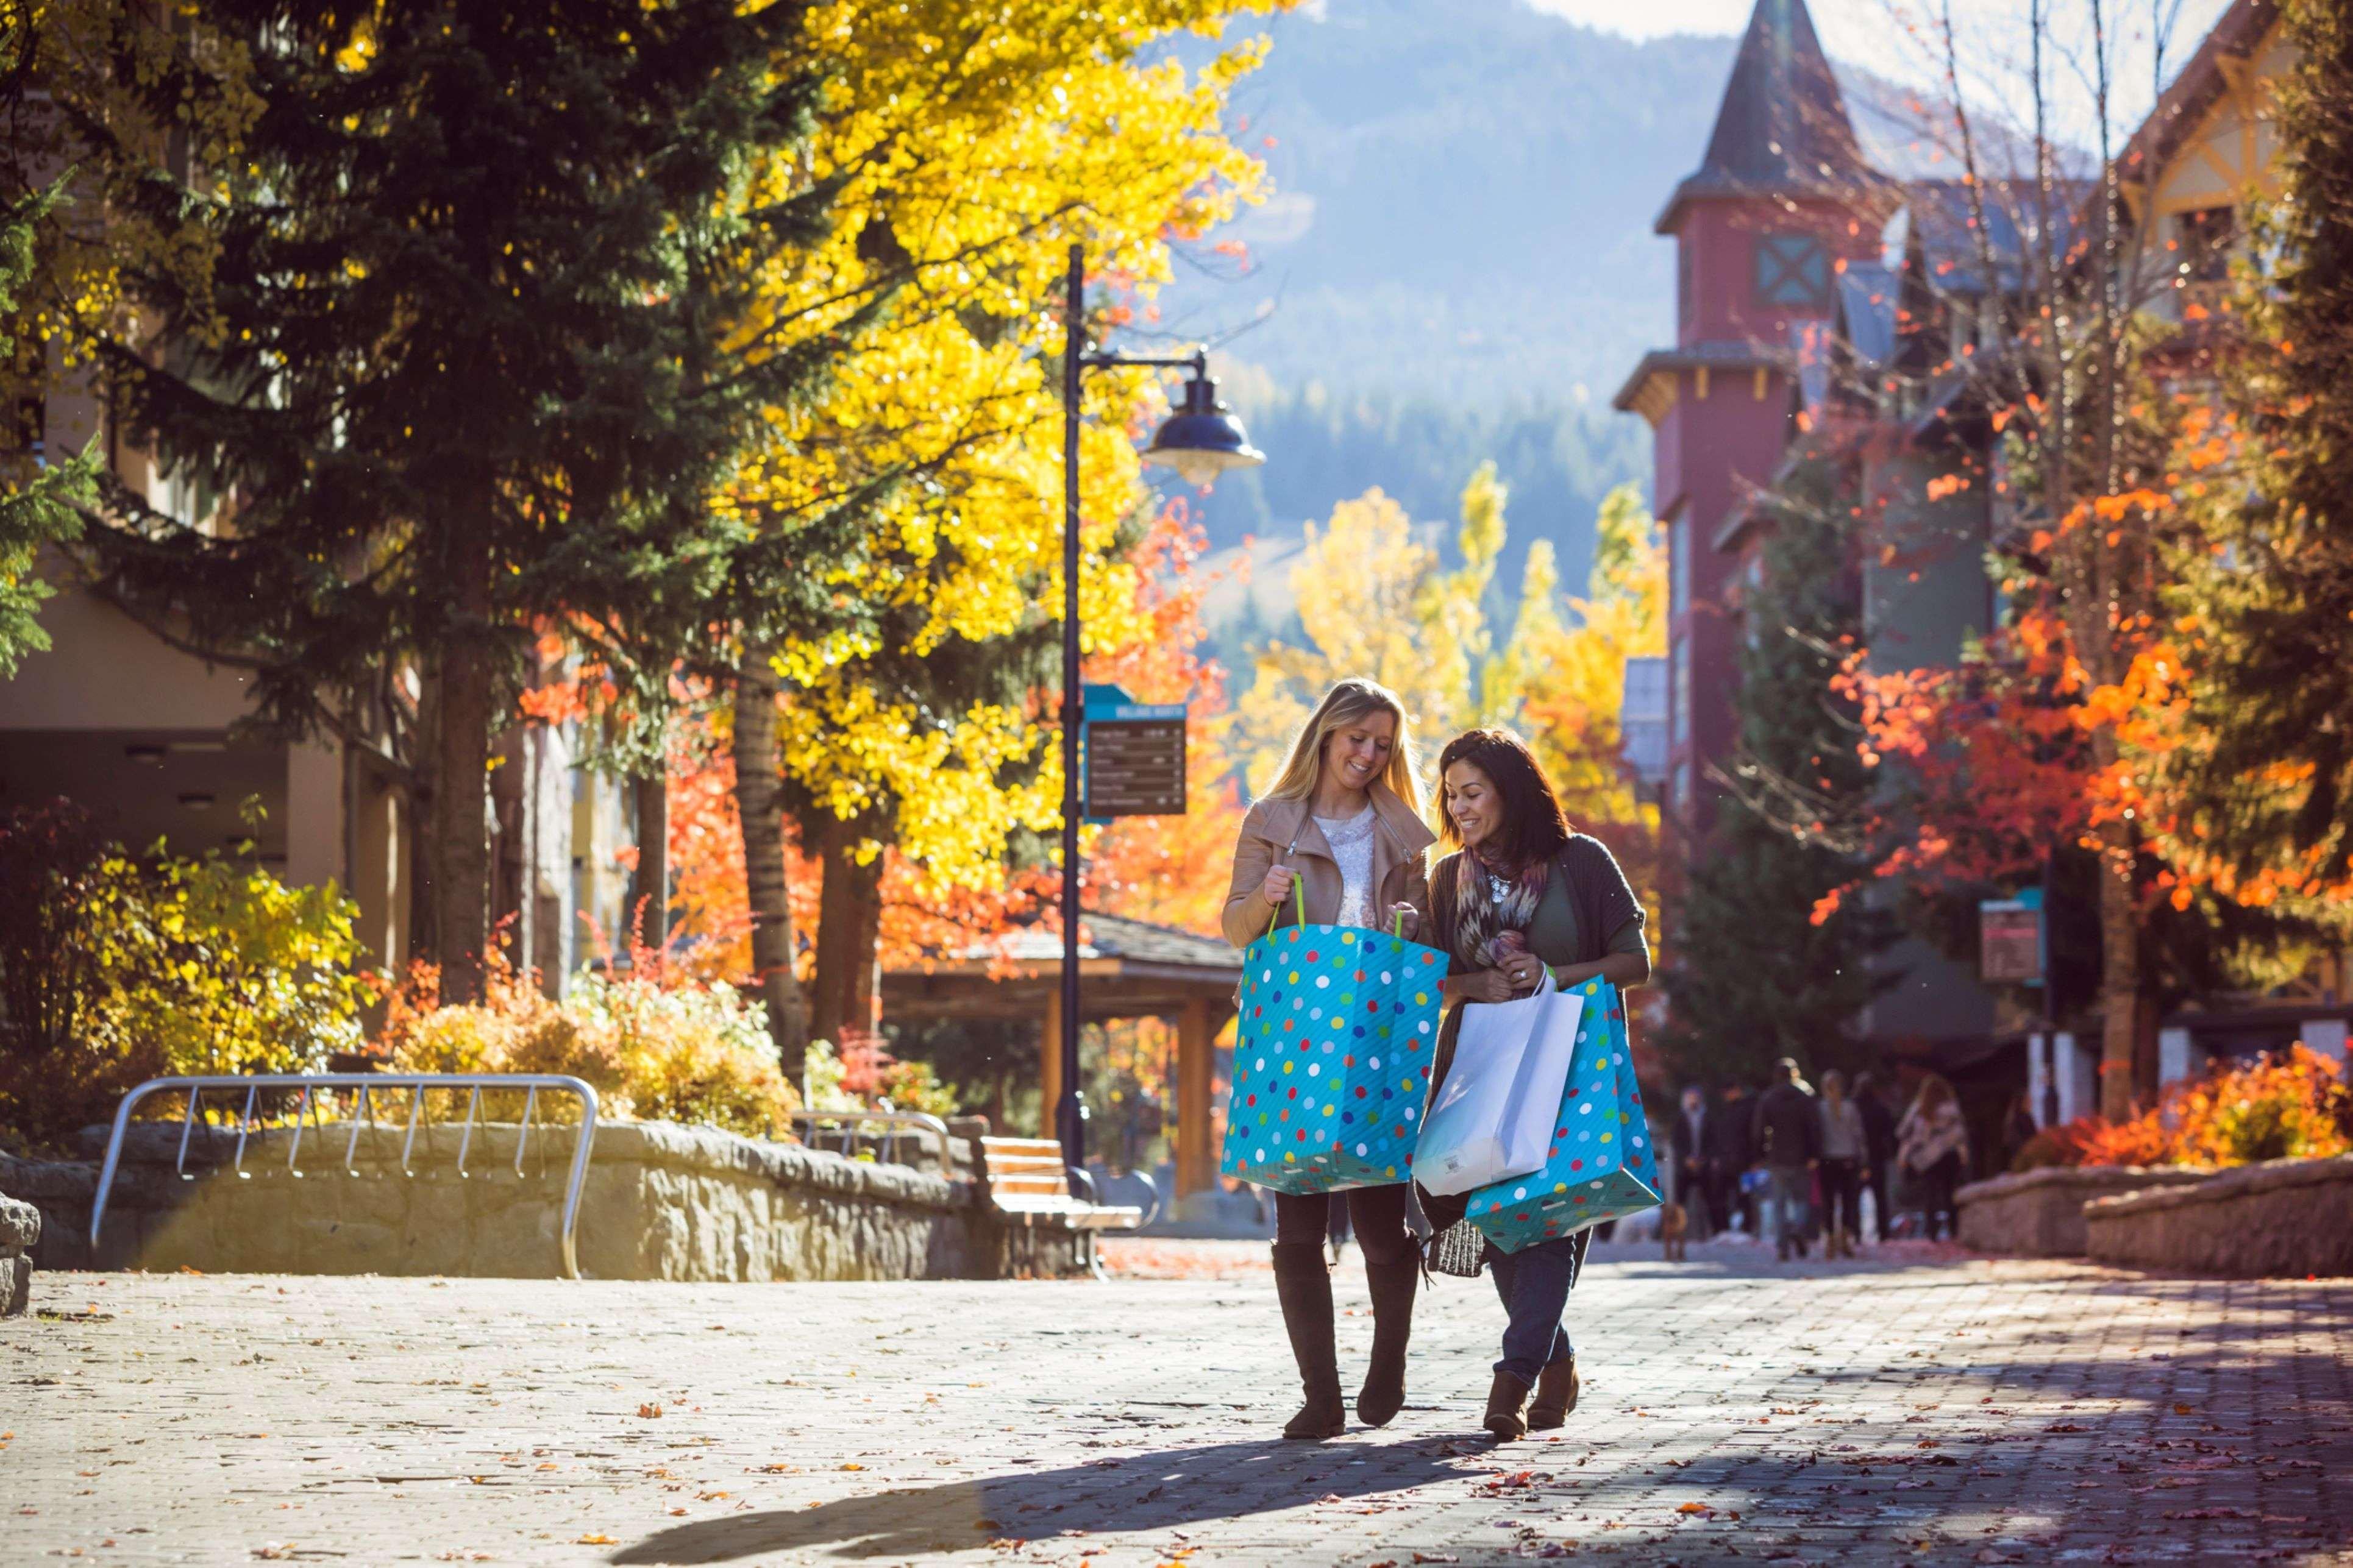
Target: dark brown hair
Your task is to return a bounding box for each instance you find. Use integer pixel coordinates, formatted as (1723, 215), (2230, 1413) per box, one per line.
(1432, 728), (1572, 869)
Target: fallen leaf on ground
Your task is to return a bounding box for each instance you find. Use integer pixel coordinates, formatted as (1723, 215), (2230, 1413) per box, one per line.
(575, 1533), (618, 1545)
(636, 1403), (663, 1419)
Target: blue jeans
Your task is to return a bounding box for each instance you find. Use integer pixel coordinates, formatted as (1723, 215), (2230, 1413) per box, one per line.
(1488, 1231), (1590, 1384)
(1768, 1165), (1812, 1250)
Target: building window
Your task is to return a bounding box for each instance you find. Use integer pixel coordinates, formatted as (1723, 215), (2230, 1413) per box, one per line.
(1678, 239), (1695, 333)
(1669, 509), (1691, 622)
(1670, 636), (1690, 749)
(1754, 233), (1832, 311)
(7, 397), (41, 464)
(2175, 206), (2234, 285)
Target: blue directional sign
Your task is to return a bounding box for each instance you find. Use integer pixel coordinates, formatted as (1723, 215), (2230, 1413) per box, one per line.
(1082, 683), (1187, 819)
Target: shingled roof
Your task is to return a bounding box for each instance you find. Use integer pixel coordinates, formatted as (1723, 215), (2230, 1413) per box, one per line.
(1656, 0), (1873, 233)
(962, 910), (1241, 972)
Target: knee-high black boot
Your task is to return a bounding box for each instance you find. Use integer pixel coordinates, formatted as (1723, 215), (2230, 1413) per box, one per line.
(1271, 1241), (1345, 1439)
(1355, 1255), (1419, 1426)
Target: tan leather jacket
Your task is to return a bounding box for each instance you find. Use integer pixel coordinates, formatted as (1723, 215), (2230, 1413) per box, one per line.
(1220, 782), (1437, 948)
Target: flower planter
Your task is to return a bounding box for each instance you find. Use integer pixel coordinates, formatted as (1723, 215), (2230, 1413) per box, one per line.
(2084, 1155), (2353, 1278)
(1954, 1165), (2210, 1257)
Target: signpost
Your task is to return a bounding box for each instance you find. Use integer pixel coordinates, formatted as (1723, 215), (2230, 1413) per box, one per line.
(1979, 888), (2046, 985)
(1083, 684), (1187, 820)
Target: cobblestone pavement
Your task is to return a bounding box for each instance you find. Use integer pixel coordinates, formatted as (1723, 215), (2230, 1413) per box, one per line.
(7, 1243), (2351, 1567)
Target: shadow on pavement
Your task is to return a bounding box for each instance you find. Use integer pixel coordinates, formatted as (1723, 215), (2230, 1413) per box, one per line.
(610, 1437), (1464, 1563)
(613, 1273), (2353, 1566)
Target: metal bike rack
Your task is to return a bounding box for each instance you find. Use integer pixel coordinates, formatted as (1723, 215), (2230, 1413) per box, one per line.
(785, 1106), (951, 1169)
(89, 1074), (600, 1279)
(1113, 1168), (1162, 1227)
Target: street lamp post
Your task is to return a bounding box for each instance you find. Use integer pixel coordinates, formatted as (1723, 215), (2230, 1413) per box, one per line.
(1055, 241), (1262, 1189)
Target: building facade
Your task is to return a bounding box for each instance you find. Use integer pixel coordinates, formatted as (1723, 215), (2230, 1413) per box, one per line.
(1615, 0), (2349, 1121)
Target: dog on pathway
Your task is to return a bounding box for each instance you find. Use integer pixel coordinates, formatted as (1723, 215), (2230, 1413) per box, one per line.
(1659, 1201), (1689, 1261)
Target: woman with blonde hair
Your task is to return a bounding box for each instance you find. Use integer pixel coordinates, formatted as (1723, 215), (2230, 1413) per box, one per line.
(1222, 676), (1437, 1439)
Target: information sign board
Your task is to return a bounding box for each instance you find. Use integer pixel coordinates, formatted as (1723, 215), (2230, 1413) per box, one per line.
(1980, 893), (2045, 984)
(1082, 684), (1187, 818)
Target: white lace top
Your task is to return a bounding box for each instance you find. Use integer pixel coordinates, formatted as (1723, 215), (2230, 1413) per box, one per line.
(1313, 803), (1379, 928)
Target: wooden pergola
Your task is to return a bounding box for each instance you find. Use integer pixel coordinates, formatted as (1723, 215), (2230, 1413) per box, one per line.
(880, 910), (1241, 1205)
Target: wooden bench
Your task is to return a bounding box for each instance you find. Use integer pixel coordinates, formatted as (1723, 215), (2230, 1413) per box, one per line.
(977, 1137), (1142, 1278)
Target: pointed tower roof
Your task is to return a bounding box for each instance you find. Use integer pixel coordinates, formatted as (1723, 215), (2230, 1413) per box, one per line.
(1656, 0), (1871, 233)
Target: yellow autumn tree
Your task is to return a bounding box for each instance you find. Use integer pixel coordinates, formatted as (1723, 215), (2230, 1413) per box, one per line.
(1517, 481), (1666, 918)
(1520, 482), (1667, 826)
(710, 0), (1287, 1047)
(1233, 462), (1548, 796)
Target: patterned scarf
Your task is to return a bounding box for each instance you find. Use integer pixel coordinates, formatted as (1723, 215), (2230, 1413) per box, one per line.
(1444, 844), (1550, 971)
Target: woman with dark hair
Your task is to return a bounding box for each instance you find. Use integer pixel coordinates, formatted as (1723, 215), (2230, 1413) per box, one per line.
(1222, 677), (1437, 1439)
(1418, 728), (1651, 1441)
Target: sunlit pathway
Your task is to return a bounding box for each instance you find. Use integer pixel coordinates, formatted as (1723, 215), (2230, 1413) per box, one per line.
(7, 1244), (2351, 1566)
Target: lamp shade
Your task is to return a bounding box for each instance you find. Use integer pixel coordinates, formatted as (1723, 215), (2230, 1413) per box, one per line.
(1142, 371), (1264, 488)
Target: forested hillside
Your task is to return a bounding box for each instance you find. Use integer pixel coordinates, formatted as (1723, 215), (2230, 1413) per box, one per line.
(1151, 0), (1731, 634)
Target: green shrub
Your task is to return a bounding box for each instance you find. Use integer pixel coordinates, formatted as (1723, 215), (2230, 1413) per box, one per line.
(0, 801), (368, 1150)
(376, 956), (802, 1140)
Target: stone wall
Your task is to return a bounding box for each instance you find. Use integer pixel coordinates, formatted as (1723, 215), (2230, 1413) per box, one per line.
(2084, 1155), (2353, 1279)
(1955, 1165), (2210, 1257)
(2, 1119), (998, 1282)
(0, 1185), (36, 1314)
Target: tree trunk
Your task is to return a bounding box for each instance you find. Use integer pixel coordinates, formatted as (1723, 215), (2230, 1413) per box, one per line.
(408, 667), (442, 972)
(489, 721), (528, 972)
(733, 641), (806, 1059)
(433, 536), (495, 1004)
(632, 769), (669, 951)
(2096, 815), (2140, 1121)
(810, 814), (885, 1048)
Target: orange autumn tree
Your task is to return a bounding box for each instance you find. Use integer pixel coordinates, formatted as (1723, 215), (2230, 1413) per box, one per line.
(1832, 464), (2323, 1095)
(1084, 500), (1248, 937)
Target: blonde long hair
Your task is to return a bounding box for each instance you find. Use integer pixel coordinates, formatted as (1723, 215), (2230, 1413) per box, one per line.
(1261, 678), (1424, 813)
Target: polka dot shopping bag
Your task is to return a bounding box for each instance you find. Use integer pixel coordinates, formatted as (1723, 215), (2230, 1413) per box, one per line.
(1464, 976), (1661, 1251)
(1219, 892), (1450, 1196)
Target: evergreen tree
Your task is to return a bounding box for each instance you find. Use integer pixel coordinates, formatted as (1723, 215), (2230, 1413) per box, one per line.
(88, 0), (845, 1000)
(0, 179), (94, 677)
(2170, 0), (2353, 922)
(1658, 456), (1893, 1087)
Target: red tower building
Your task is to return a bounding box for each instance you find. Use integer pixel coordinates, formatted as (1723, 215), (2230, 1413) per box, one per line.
(1612, 0), (1883, 832)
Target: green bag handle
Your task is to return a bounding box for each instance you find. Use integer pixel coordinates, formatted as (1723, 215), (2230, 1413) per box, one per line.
(1264, 870), (1305, 938)
(1261, 871), (1412, 942)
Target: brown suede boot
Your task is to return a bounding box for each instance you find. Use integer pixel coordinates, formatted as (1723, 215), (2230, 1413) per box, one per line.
(1354, 1256), (1419, 1427)
(1528, 1355), (1580, 1430)
(1483, 1370), (1530, 1441)
(1272, 1242), (1346, 1439)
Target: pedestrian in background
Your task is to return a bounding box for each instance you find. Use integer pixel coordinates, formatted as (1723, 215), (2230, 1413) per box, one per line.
(1221, 677), (1436, 1439)
(1668, 1085), (1713, 1238)
(1896, 1073), (1970, 1242)
(1816, 1069), (1865, 1258)
(1854, 1071), (1897, 1242)
(1707, 1082), (1754, 1236)
(1752, 1058), (1821, 1261)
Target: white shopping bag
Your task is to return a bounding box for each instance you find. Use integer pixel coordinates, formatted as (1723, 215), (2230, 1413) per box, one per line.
(1412, 975), (1586, 1196)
